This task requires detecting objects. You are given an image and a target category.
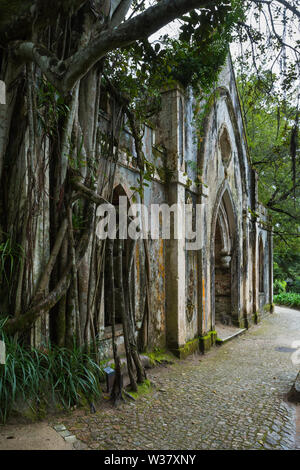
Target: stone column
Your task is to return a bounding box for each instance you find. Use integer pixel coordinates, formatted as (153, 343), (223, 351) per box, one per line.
(242, 208), (251, 325)
(158, 84), (187, 353)
(165, 177), (186, 352)
(251, 170), (259, 316)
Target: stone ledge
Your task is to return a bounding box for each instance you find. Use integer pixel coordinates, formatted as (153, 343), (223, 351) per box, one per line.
(216, 327), (246, 345)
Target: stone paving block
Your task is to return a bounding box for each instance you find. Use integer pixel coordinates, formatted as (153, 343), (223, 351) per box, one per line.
(53, 424), (67, 432)
(59, 430), (72, 438)
(58, 306), (299, 450)
(64, 435), (77, 444)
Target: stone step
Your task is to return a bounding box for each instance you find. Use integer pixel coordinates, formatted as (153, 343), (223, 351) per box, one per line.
(215, 325), (246, 344)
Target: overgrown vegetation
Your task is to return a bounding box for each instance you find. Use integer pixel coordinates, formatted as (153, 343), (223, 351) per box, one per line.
(0, 319), (103, 424)
(237, 71), (299, 292)
(0, 0), (298, 409)
(273, 293), (300, 308)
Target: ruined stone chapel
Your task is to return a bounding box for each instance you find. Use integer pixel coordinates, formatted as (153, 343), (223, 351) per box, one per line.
(98, 56), (273, 358)
(0, 54), (273, 358)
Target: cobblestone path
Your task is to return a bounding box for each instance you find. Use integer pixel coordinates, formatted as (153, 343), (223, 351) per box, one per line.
(56, 306), (300, 450)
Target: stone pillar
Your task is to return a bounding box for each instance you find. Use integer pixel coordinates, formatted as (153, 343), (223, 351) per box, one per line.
(242, 208), (251, 325)
(159, 84), (187, 353)
(165, 178), (186, 353)
(157, 84), (186, 172)
(251, 170), (259, 317)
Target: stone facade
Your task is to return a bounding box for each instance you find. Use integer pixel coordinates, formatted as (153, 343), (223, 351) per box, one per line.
(97, 56), (273, 358)
(0, 57), (273, 358)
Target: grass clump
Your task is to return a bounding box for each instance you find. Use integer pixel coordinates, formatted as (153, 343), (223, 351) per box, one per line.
(146, 348), (174, 367)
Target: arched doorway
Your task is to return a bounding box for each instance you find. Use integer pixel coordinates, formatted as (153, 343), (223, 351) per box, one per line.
(211, 189), (239, 328)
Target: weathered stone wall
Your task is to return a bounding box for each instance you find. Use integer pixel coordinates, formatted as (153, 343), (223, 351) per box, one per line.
(0, 57), (272, 357)
(97, 56), (273, 358)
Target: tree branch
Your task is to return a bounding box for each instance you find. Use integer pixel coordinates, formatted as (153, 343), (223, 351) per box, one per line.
(13, 0), (214, 94)
(71, 178), (112, 205)
(251, 0), (300, 19)
(0, 0), (88, 43)
(266, 205), (300, 221)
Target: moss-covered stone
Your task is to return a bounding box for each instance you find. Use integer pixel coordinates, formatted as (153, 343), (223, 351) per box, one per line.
(145, 349), (175, 366)
(263, 303), (274, 313)
(177, 338), (199, 359)
(127, 379), (152, 400)
(252, 312), (261, 324)
(199, 330), (217, 354)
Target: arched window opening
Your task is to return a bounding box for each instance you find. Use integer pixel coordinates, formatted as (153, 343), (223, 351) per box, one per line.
(259, 237), (264, 293)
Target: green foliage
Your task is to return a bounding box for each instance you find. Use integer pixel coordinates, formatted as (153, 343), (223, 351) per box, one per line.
(291, 278), (300, 294)
(237, 71), (300, 285)
(273, 279), (287, 295)
(0, 319), (103, 423)
(274, 246), (300, 284)
(127, 379), (152, 400)
(104, 2), (244, 200)
(36, 78), (69, 137)
(106, 1), (244, 117)
(146, 348), (174, 367)
(274, 292), (300, 308)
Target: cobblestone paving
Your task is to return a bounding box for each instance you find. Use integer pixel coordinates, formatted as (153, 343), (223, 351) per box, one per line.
(55, 306), (300, 450)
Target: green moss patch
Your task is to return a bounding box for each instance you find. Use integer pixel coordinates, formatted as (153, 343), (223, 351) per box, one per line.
(127, 379), (152, 400)
(146, 348), (175, 366)
(178, 338), (199, 359)
(199, 330), (217, 353)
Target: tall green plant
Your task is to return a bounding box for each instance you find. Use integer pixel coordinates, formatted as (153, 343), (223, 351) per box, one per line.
(0, 320), (103, 423)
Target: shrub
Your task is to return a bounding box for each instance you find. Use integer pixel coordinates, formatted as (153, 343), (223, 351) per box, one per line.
(273, 292), (300, 308)
(273, 279), (287, 294)
(289, 277), (300, 294)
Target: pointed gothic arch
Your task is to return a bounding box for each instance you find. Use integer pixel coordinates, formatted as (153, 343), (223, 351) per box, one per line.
(211, 184), (240, 328)
(197, 86), (248, 199)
